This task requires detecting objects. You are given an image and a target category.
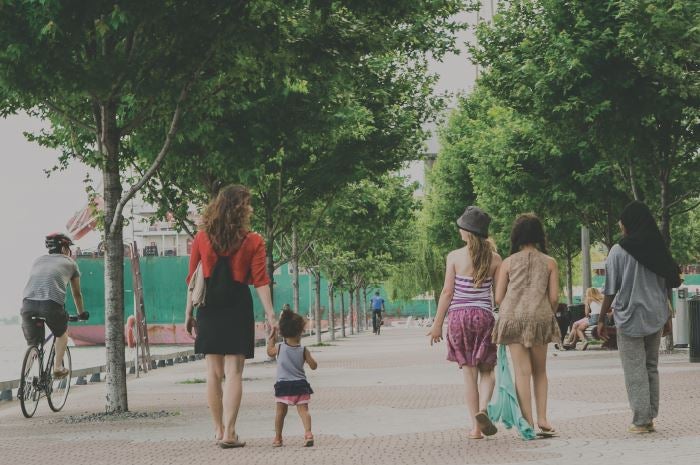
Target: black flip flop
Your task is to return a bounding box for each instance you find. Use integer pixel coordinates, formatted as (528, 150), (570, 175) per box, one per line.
(475, 411), (498, 436)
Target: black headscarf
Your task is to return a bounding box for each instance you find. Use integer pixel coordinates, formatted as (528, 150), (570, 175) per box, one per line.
(618, 200), (681, 288)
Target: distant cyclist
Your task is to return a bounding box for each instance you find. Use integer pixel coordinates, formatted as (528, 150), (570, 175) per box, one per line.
(20, 233), (87, 378)
(370, 291), (385, 335)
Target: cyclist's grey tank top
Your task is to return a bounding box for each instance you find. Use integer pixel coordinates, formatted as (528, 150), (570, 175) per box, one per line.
(276, 342), (307, 382)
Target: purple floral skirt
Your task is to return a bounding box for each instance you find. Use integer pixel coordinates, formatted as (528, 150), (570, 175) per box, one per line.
(446, 307), (497, 369)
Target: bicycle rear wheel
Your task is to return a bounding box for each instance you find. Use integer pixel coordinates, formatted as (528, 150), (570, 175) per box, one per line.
(47, 345), (72, 412)
(19, 346), (41, 418)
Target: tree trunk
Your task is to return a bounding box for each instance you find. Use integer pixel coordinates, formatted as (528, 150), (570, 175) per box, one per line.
(340, 290), (346, 338)
(102, 104), (128, 413)
(566, 250), (573, 305)
(356, 288), (362, 333)
(349, 290), (355, 335)
(581, 226), (591, 291)
(292, 226), (299, 313)
(328, 284), (335, 341)
(660, 171), (674, 352)
(362, 288), (368, 332)
(314, 270), (322, 344)
(264, 204), (275, 304)
(659, 172), (672, 246)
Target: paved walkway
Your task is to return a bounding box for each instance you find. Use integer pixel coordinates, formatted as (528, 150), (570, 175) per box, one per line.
(1, 327), (699, 465)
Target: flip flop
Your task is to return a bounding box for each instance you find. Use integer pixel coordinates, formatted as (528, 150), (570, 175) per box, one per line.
(219, 435), (246, 448)
(468, 433), (484, 440)
(272, 439), (283, 447)
(303, 433), (314, 447)
(475, 411), (498, 436)
(53, 367), (70, 379)
(537, 427), (558, 438)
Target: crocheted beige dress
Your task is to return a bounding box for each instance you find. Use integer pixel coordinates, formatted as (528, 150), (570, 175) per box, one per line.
(492, 249), (561, 347)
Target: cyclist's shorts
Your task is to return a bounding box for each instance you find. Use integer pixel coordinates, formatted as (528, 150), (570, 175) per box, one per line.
(20, 299), (68, 345)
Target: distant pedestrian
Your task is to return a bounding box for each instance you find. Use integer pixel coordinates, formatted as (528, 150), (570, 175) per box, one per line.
(370, 291), (385, 334)
(493, 213), (561, 438)
(267, 309), (318, 447)
(428, 206), (502, 439)
(597, 201), (680, 433)
(185, 184), (277, 448)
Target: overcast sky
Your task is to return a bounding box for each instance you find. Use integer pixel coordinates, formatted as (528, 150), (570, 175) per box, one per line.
(0, 9), (486, 317)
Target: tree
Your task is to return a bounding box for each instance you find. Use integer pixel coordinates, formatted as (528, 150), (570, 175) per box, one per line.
(140, 0), (477, 296)
(305, 175), (417, 337)
(471, 0), (700, 245)
(0, 1), (300, 412)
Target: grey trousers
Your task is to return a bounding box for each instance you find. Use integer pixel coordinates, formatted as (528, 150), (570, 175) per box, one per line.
(617, 330), (662, 426)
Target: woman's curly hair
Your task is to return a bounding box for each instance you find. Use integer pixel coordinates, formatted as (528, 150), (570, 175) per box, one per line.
(202, 184), (251, 255)
(278, 309), (306, 339)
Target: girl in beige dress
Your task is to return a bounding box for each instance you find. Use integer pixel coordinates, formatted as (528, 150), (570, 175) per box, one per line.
(493, 214), (561, 437)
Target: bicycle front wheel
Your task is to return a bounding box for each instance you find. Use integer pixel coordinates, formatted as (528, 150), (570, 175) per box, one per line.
(19, 346), (41, 418)
(47, 345), (72, 412)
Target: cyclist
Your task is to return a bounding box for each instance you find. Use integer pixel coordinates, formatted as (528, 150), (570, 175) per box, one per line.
(20, 233), (87, 378)
(370, 291), (385, 335)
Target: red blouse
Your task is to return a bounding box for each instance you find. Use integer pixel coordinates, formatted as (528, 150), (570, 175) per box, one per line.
(186, 230), (270, 288)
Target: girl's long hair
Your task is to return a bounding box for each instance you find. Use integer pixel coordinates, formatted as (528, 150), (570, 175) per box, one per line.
(202, 184), (251, 255)
(585, 287), (603, 305)
(509, 213), (548, 255)
(465, 231), (495, 288)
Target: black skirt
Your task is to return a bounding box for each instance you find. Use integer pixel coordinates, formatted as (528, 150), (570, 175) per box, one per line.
(274, 379), (314, 397)
(194, 281), (255, 358)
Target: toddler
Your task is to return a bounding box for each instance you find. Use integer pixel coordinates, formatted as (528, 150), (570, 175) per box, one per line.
(267, 309), (317, 447)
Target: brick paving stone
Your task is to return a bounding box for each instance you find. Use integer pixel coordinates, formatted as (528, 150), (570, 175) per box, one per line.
(1, 327), (699, 465)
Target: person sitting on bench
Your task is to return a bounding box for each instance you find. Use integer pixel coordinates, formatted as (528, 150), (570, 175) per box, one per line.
(563, 288), (603, 350)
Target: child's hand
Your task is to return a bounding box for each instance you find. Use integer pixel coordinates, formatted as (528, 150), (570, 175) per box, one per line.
(268, 326), (278, 341)
(427, 326), (442, 346)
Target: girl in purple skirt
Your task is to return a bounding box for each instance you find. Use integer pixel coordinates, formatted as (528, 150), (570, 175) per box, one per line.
(428, 206), (502, 439)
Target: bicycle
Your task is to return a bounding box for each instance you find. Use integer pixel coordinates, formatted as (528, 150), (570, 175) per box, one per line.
(372, 311), (383, 335)
(18, 312), (89, 418)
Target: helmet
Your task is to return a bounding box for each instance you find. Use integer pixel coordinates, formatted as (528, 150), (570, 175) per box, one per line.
(45, 233), (74, 252)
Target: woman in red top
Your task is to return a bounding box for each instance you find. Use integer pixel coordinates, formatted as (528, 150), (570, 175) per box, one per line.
(185, 184), (276, 448)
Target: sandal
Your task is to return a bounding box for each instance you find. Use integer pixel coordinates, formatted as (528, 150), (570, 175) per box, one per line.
(53, 367), (70, 379)
(468, 433), (484, 440)
(536, 426), (558, 438)
(219, 435), (246, 448)
(272, 439), (283, 447)
(475, 411), (497, 436)
(303, 433), (314, 447)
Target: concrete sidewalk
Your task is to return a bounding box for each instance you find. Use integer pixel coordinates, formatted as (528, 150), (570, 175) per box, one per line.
(1, 327), (699, 465)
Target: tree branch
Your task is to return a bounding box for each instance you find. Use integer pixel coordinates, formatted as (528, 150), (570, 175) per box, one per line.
(674, 200), (700, 216)
(108, 84), (190, 236)
(120, 96), (157, 135)
(42, 101), (96, 133)
(667, 189), (700, 212)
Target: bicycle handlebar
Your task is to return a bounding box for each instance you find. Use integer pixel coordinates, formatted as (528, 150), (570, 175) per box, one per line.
(68, 311), (90, 322)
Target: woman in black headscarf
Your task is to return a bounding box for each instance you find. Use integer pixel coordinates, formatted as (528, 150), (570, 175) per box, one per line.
(597, 200), (681, 434)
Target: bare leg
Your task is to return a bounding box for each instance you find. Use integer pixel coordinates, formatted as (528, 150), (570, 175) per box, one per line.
(274, 402), (288, 443)
(222, 355), (245, 442)
(576, 324), (587, 343)
(297, 404), (312, 435)
(53, 333), (69, 372)
(509, 344), (534, 427)
(478, 367), (496, 412)
(530, 344), (552, 430)
(206, 355), (225, 440)
(462, 366), (481, 436)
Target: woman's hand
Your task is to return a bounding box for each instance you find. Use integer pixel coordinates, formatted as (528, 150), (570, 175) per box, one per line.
(185, 314), (197, 337)
(662, 317), (672, 337)
(427, 325), (443, 346)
